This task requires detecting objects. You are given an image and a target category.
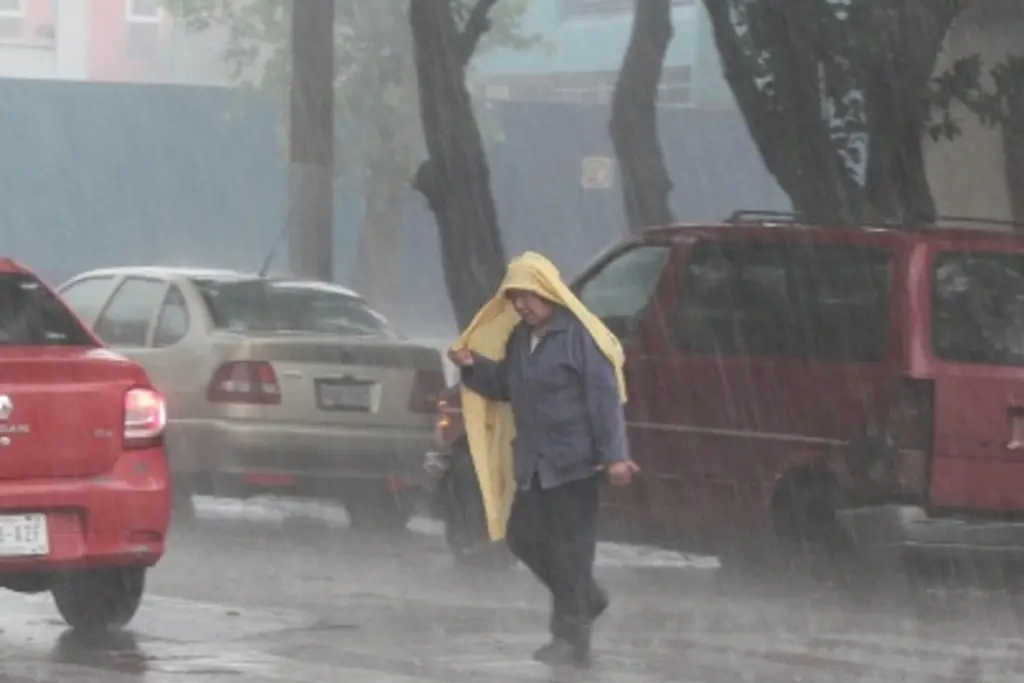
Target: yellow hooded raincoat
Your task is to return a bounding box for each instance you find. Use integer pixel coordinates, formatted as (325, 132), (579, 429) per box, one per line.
(451, 251), (628, 541)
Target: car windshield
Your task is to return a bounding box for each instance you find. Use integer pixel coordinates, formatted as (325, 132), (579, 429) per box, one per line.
(0, 273), (95, 346)
(932, 251), (1024, 366)
(194, 278), (395, 337)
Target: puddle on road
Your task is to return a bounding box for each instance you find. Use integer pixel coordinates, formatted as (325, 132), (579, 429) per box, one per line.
(193, 495), (720, 571)
(4, 626), (285, 679)
(1, 593), (316, 680)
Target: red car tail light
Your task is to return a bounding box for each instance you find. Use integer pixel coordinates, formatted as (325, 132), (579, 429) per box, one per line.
(408, 368), (447, 414)
(124, 387), (167, 448)
(206, 361), (282, 405)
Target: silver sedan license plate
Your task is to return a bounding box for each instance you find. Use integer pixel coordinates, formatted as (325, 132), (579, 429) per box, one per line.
(315, 378), (375, 412)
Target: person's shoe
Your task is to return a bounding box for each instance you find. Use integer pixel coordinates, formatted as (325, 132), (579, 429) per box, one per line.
(571, 632), (593, 669)
(533, 638), (574, 664)
(533, 638), (591, 669)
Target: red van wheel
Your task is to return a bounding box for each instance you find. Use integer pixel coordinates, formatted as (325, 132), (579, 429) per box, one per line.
(771, 472), (857, 584)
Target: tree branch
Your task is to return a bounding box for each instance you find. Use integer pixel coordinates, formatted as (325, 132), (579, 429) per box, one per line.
(701, 0), (787, 183)
(610, 0), (675, 231)
(459, 0), (500, 66)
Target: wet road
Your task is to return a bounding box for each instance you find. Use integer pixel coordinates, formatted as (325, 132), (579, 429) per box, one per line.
(3, 497), (1024, 682)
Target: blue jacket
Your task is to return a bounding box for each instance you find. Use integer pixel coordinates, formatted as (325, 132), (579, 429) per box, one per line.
(461, 307), (628, 490)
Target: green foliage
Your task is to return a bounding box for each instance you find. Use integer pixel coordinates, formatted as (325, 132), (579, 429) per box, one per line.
(703, 0), (1023, 223)
(166, 0), (536, 185)
(929, 53), (1024, 141)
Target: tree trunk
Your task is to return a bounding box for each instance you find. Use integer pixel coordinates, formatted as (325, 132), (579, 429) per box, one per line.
(610, 0), (675, 233)
(1003, 91), (1024, 225)
(354, 162), (407, 321)
(701, 0), (962, 226)
(1006, 126), (1024, 226)
(288, 0), (334, 280)
(702, 0), (860, 224)
(861, 69), (937, 224)
(768, 5), (865, 224)
(409, 0), (508, 330)
(857, 2), (958, 225)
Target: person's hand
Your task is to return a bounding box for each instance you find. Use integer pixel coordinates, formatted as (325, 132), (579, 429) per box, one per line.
(607, 460), (640, 487)
(448, 347), (474, 367)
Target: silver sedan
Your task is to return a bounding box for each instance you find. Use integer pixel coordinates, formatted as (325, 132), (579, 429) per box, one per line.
(57, 267), (447, 530)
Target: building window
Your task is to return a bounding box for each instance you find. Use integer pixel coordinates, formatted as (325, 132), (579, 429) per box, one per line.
(126, 0), (162, 61)
(0, 0), (25, 41)
(127, 0), (161, 22)
(565, 0), (694, 17)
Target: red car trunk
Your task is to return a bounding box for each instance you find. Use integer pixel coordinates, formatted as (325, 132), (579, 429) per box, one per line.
(0, 348), (138, 480)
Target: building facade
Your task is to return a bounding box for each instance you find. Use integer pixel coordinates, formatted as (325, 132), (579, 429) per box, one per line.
(0, 0), (1015, 225)
(473, 0), (733, 109)
(0, 0), (227, 83)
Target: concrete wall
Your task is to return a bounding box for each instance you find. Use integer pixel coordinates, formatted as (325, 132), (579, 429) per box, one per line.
(54, 0), (89, 80)
(0, 42), (55, 79)
(924, 3), (1022, 223)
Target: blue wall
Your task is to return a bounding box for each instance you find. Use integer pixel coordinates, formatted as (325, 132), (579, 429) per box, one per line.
(0, 79), (786, 337)
(0, 79), (367, 287)
(399, 101), (789, 334)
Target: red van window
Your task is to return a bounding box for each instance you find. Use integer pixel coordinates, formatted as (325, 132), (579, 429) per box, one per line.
(932, 251), (1024, 366)
(576, 244), (672, 342)
(674, 240), (892, 361)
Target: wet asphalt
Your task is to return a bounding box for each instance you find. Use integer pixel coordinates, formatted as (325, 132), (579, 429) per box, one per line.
(3, 497), (1024, 683)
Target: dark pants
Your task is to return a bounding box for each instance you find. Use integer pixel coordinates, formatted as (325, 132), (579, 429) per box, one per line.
(505, 473), (602, 645)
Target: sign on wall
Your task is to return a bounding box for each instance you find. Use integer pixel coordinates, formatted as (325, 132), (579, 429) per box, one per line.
(581, 156), (615, 190)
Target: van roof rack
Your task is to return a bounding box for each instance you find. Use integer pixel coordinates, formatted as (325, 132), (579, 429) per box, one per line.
(724, 210), (805, 225)
(930, 215), (1024, 230)
(724, 210), (1024, 231)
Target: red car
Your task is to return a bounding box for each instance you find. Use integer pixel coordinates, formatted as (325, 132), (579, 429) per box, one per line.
(0, 259), (170, 631)
(429, 213), (1024, 577)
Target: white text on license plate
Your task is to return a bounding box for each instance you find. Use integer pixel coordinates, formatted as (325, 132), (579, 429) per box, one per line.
(0, 514), (49, 557)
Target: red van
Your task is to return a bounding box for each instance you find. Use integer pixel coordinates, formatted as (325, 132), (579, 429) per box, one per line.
(429, 213), (1024, 574)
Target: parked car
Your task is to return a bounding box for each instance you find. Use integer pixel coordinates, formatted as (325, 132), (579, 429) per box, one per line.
(428, 212), (1024, 575)
(0, 259), (169, 631)
(57, 268), (446, 530)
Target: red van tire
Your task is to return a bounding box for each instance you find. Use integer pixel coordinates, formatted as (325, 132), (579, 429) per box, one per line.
(770, 469), (856, 583)
(715, 537), (778, 582)
(51, 567), (146, 633)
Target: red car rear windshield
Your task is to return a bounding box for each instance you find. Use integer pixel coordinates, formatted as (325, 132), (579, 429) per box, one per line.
(0, 273), (95, 346)
(932, 251), (1024, 366)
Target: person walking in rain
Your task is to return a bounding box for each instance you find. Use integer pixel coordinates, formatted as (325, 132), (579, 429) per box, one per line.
(448, 251), (639, 669)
